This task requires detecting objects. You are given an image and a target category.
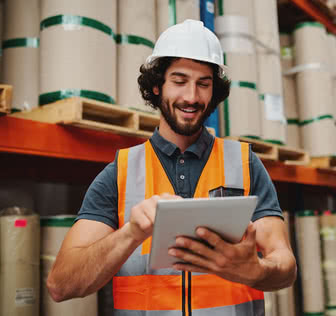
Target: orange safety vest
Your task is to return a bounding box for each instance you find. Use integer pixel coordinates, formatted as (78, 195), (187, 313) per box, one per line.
(115, 137), (264, 316)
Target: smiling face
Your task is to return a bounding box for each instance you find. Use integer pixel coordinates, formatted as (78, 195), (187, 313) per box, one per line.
(154, 58), (214, 136)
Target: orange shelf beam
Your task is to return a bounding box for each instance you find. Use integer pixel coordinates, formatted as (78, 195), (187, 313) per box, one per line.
(0, 116), (145, 163)
(290, 0), (336, 34)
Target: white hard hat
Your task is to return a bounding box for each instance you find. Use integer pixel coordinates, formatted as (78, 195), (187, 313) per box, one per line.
(146, 19), (227, 77)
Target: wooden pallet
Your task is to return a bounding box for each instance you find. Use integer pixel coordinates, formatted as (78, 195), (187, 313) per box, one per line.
(0, 85), (13, 115)
(226, 136), (310, 165)
(310, 156), (336, 170)
(11, 97), (160, 138)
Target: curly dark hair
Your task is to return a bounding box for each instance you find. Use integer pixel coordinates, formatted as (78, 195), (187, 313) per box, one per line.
(137, 57), (231, 115)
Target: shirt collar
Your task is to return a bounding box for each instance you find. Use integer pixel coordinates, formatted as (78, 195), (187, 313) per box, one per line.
(150, 126), (214, 159)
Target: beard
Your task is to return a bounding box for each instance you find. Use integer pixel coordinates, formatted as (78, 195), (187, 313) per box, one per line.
(159, 98), (213, 136)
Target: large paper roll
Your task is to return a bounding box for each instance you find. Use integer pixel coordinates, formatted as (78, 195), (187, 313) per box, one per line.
(294, 22), (336, 156)
(254, 0), (286, 144)
(0, 208), (40, 316)
(40, 0), (117, 106)
(215, 14), (261, 138)
(40, 215), (98, 316)
(327, 34), (336, 124)
(2, 0), (39, 111)
(295, 211), (325, 314)
(320, 211), (336, 311)
(117, 0), (156, 111)
(157, 0), (200, 36)
(264, 292), (278, 316)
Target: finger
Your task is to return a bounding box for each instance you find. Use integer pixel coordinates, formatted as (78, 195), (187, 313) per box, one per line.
(244, 222), (257, 244)
(174, 236), (215, 258)
(160, 193), (183, 200)
(168, 247), (212, 270)
(195, 227), (230, 250)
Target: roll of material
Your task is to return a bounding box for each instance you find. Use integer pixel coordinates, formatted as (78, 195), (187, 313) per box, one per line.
(156, 0), (200, 36)
(281, 44), (301, 148)
(320, 211), (336, 310)
(40, 0), (117, 106)
(295, 211), (325, 314)
(276, 211), (296, 316)
(215, 0), (256, 36)
(0, 1), (3, 78)
(0, 207), (40, 316)
(254, 0), (286, 144)
(40, 215), (98, 316)
(264, 292), (278, 316)
(327, 34), (336, 123)
(117, 0), (156, 111)
(215, 15), (261, 138)
(2, 0), (39, 111)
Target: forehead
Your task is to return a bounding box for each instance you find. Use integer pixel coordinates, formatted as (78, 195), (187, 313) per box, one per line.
(165, 58), (213, 78)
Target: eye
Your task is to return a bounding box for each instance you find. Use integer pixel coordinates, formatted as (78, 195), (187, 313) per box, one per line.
(198, 82), (210, 88)
(174, 81), (186, 85)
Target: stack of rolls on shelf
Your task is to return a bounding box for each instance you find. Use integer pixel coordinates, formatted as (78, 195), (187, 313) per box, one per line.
(320, 210), (336, 316)
(40, 215), (98, 316)
(0, 207), (40, 316)
(39, 0), (117, 107)
(327, 33), (336, 127)
(2, 0), (40, 112)
(293, 22), (336, 157)
(117, 0), (156, 113)
(295, 210), (325, 315)
(254, 0), (286, 145)
(214, 0), (261, 139)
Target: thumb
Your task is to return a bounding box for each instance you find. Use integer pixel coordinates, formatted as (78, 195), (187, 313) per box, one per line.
(244, 221), (257, 244)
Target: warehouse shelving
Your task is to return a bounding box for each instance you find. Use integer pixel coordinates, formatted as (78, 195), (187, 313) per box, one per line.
(1, 116), (336, 190)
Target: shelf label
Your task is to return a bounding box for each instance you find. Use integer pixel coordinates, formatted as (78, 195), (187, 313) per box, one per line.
(15, 288), (36, 306)
(14, 219), (27, 227)
(264, 94), (286, 124)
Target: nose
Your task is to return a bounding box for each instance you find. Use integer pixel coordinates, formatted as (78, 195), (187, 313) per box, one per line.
(183, 82), (199, 105)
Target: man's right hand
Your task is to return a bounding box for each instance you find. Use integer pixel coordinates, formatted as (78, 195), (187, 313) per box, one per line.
(128, 193), (182, 242)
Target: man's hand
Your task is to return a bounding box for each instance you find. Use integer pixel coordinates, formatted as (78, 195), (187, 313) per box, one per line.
(168, 222), (264, 287)
(128, 193), (183, 243)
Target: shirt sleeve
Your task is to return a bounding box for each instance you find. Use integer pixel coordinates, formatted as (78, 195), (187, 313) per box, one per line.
(249, 151), (283, 222)
(75, 154), (119, 230)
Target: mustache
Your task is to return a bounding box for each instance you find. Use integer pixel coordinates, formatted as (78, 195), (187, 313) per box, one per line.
(173, 102), (206, 111)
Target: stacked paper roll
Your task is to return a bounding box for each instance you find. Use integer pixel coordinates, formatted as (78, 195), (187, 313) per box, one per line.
(40, 0), (117, 106)
(295, 210), (325, 314)
(320, 211), (336, 315)
(280, 33), (301, 148)
(0, 1), (3, 79)
(117, 0), (157, 112)
(276, 211), (296, 316)
(294, 22), (336, 157)
(215, 0), (261, 138)
(156, 0), (200, 36)
(254, 0), (286, 144)
(327, 33), (336, 126)
(264, 292), (278, 316)
(2, 0), (39, 111)
(40, 215), (98, 316)
(0, 207), (40, 316)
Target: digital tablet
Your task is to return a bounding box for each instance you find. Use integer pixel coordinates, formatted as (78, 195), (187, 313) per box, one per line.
(148, 195), (258, 270)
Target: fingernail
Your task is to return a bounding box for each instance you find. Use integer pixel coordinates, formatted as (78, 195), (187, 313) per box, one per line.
(175, 238), (184, 247)
(197, 228), (205, 236)
(168, 249), (176, 256)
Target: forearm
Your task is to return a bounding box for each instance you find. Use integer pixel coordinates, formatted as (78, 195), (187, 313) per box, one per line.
(47, 222), (141, 301)
(252, 248), (297, 291)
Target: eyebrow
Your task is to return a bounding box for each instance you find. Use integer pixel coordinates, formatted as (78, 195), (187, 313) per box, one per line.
(169, 72), (213, 81)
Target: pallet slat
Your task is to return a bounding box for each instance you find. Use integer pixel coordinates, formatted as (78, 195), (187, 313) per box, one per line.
(310, 156), (336, 170)
(225, 136), (310, 165)
(11, 97), (160, 138)
(0, 85), (13, 115)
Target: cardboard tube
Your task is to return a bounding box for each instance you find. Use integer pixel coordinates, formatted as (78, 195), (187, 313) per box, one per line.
(117, 0), (156, 110)
(295, 211), (325, 314)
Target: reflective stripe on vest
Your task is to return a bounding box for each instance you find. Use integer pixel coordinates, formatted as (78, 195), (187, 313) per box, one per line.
(115, 137), (264, 315)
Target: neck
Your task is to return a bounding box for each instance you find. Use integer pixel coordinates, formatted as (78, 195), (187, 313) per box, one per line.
(158, 117), (202, 153)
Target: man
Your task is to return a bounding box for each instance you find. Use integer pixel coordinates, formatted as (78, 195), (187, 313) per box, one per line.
(47, 20), (296, 315)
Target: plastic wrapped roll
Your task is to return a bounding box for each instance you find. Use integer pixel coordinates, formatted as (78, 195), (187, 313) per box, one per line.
(2, 0), (39, 111)
(280, 34), (300, 148)
(327, 33), (336, 125)
(40, 0), (117, 106)
(295, 210), (325, 314)
(0, 207), (40, 316)
(40, 215), (98, 316)
(0, 1), (3, 79)
(293, 22), (336, 157)
(254, 0), (286, 144)
(156, 0), (200, 36)
(276, 211), (296, 316)
(117, 0), (156, 112)
(264, 292), (278, 316)
(215, 14), (260, 138)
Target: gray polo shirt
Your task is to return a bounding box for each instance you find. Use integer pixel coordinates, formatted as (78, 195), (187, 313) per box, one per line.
(76, 127), (283, 229)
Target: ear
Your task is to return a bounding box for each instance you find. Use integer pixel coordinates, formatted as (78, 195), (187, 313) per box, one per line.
(153, 86), (159, 95)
